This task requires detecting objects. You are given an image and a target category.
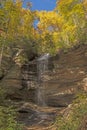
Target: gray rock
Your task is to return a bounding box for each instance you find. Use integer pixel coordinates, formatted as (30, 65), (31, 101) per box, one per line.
(0, 44), (87, 108)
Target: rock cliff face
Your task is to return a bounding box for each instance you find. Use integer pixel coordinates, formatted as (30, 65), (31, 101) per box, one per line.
(21, 44), (87, 107)
(0, 44), (87, 129)
(0, 44), (87, 107)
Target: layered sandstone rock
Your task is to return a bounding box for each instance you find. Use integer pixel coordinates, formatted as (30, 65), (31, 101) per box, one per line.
(0, 44), (87, 107)
(0, 44), (87, 129)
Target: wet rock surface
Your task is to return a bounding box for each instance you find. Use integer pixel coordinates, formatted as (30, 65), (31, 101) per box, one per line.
(17, 102), (60, 130)
(0, 44), (87, 129)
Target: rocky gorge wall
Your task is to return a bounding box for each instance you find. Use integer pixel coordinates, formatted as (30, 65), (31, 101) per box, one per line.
(0, 44), (87, 108)
(0, 45), (87, 130)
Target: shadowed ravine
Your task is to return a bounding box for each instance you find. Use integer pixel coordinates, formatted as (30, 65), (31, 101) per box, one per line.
(0, 44), (87, 129)
(0, 1), (87, 129)
(18, 45), (87, 129)
(18, 53), (61, 130)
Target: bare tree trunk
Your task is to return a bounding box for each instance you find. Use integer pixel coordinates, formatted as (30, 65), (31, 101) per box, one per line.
(0, 44), (4, 68)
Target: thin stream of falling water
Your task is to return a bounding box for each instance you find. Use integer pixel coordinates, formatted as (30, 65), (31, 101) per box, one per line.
(37, 53), (49, 106)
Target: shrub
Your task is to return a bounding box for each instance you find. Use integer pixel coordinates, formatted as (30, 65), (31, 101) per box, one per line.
(0, 106), (23, 130)
(0, 88), (23, 130)
(56, 92), (87, 130)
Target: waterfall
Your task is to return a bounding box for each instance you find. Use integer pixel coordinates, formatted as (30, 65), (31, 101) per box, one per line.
(37, 53), (49, 106)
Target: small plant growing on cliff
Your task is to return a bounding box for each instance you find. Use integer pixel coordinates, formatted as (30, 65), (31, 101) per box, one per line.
(56, 92), (87, 130)
(0, 88), (23, 130)
(0, 106), (23, 130)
